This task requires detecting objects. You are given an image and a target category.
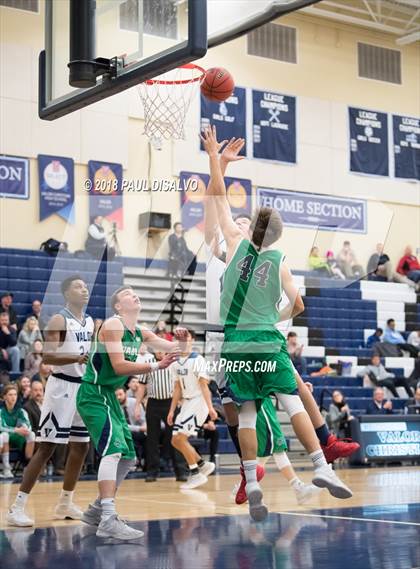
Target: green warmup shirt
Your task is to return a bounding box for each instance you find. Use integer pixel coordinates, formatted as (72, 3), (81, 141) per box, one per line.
(0, 405), (32, 450)
(77, 317), (143, 459)
(219, 238), (297, 402)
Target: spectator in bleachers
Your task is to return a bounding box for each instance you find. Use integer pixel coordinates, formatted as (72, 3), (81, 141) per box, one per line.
(408, 330), (420, 349)
(365, 387), (394, 415)
(0, 312), (20, 372)
(25, 300), (47, 333)
(308, 246), (331, 276)
(154, 321), (174, 341)
(17, 317), (42, 363)
(126, 375), (141, 399)
(357, 354), (413, 398)
(85, 215), (115, 261)
(366, 328), (383, 349)
(0, 292), (18, 331)
(116, 387), (147, 470)
(0, 384), (36, 478)
(17, 376), (31, 407)
(383, 319), (419, 358)
(408, 358), (420, 389)
(397, 245), (420, 283)
(23, 380), (44, 433)
(326, 390), (355, 438)
(24, 339), (44, 379)
(31, 361), (52, 387)
(326, 250), (346, 279)
(367, 243), (417, 288)
(336, 241), (363, 279)
(136, 342), (155, 366)
(404, 386), (420, 415)
(287, 332), (307, 375)
(168, 222), (197, 278)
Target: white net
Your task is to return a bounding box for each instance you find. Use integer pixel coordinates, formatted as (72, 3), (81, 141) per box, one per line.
(137, 64), (205, 149)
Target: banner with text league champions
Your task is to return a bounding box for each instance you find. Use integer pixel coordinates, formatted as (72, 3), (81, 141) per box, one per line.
(38, 155), (74, 223)
(252, 90), (296, 163)
(257, 187), (366, 233)
(349, 107), (389, 177)
(393, 115), (420, 181)
(200, 87), (246, 156)
(180, 171), (252, 232)
(88, 161), (123, 229)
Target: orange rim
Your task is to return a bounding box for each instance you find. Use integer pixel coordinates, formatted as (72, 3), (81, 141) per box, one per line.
(143, 63), (206, 86)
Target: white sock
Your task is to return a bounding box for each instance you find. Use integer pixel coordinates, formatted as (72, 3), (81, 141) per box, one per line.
(289, 476), (304, 490)
(14, 491), (29, 511)
(310, 450), (328, 469)
(3, 452), (10, 469)
(93, 496), (102, 509)
(59, 490), (74, 506)
(189, 463), (199, 475)
(243, 460), (258, 485)
(100, 498), (116, 520)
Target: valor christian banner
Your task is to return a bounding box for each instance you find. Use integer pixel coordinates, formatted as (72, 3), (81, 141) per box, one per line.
(88, 160), (123, 229)
(252, 89), (296, 163)
(38, 155), (74, 223)
(349, 107), (389, 177)
(180, 171), (252, 232)
(257, 187), (367, 234)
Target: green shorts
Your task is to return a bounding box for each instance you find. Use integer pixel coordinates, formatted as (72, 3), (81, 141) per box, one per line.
(9, 433), (26, 451)
(257, 398), (288, 457)
(221, 328), (297, 404)
(76, 382), (135, 460)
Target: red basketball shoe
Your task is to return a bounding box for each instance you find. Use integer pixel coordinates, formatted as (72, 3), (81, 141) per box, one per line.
(321, 434), (360, 464)
(235, 464), (265, 505)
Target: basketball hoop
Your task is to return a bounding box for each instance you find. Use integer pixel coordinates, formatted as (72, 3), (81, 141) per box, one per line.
(137, 63), (206, 149)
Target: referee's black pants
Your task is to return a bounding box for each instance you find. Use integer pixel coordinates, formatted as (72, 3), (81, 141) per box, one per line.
(145, 398), (188, 477)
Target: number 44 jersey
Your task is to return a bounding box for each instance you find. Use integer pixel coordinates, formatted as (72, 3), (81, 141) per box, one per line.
(220, 239), (284, 330)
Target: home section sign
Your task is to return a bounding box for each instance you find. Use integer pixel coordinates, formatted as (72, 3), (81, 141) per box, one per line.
(0, 155), (29, 199)
(257, 187), (367, 233)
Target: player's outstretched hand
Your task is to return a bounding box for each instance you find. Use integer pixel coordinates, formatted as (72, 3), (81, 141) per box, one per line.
(158, 352), (179, 369)
(200, 125), (227, 156)
(167, 411), (174, 426)
(221, 137), (245, 163)
(78, 353), (89, 365)
(173, 327), (188, 342)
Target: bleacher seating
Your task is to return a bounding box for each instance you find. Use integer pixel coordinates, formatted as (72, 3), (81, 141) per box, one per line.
(0, 247), (123, 322)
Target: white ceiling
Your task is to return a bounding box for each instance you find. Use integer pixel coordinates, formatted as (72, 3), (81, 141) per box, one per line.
(301, 0), (420, 44)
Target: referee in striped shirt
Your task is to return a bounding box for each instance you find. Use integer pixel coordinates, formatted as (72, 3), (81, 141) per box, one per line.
(136, 349), (188, 482)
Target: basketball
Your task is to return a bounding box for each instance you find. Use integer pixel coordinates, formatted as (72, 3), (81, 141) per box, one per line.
(200, 67), (235, 102)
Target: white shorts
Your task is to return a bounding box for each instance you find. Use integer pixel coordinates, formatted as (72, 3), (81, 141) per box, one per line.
(37, 376), (89, 444)
(173, 396), (209, 438)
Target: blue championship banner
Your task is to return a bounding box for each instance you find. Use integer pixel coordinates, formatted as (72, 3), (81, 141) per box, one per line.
(38, 155), (74, 223)
(180, 171), (252, 232)
(0, 155), (29, 199)
(349, 107), (389, 176)
(252, 89), (296, 163)
(88, 160), (123, 229)
(200, 87), (247, 156)
(393, 115), (420, 181)
(257, 187), (367, 233)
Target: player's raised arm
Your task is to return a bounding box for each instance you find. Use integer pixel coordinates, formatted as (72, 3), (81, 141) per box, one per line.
(42, 314), (88, 366)
(201, 126), (243, 262)
(204, 137), (245, 247)
(102, 318), (178, 375)
(277, 262), (305, 322)
(141, 327), (185, 354)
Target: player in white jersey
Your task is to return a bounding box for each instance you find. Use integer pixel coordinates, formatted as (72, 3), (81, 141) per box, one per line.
(167, 328), (218, 489)
(8, 275), (94, 527)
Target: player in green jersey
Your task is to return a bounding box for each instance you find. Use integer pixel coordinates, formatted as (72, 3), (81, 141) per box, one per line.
(201, 125), (352, 522)
(77, 285), (186, 540)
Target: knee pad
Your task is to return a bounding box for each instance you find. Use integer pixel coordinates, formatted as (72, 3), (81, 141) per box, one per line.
(276, 393), (305, 418)
(98, 453), (121, 482)
(238, 401), (257, 430)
